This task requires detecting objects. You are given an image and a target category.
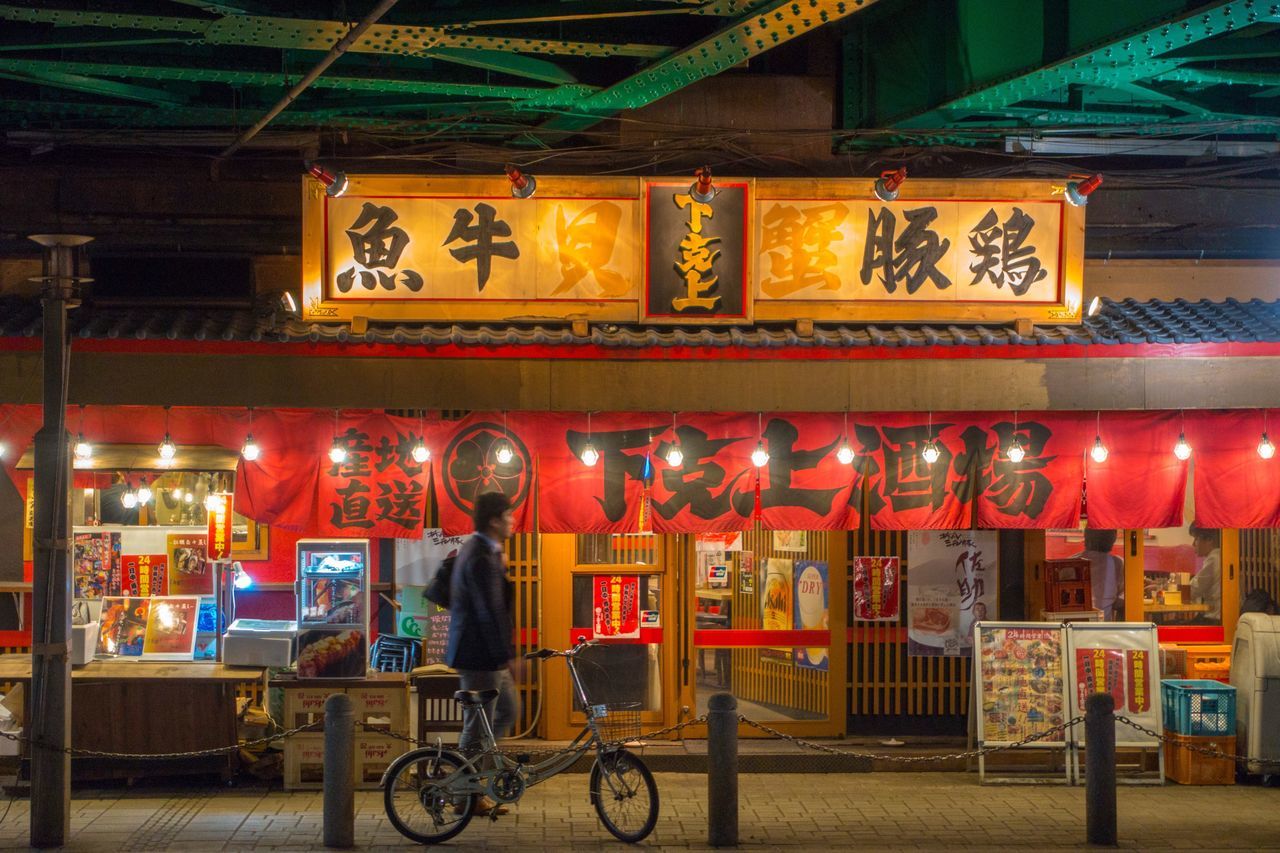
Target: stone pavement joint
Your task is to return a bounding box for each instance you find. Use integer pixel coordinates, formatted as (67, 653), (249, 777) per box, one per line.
(0, 773), (1278, 851)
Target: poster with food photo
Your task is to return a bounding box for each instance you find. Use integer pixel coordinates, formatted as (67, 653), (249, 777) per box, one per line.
(73, 532), (119, 599)
(168, 534), (213, 596)
(907, 530), (998, 657)
(297, 627), (367, 678)
(96, 596), (151, 658)
(142, 596), (200, 660)
(976, 625), (1067, 745)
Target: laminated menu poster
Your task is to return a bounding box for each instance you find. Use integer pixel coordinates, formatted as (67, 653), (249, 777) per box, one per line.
(1064, 622), (1161, 746)
(976, 624), (1067, 745)
(168, 534), (213, 596)
(121, 554), (168, 597)
(852, 556), (900, 621)
(593, 575), (640, 639)
(96, 596), (151, 657)
(142, 596), (201, 660)
(908, 530), (998, 657)
(73, 532), (120, 599)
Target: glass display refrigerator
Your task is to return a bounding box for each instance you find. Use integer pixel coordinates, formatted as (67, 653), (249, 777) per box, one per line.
(295, 538), (370, 679)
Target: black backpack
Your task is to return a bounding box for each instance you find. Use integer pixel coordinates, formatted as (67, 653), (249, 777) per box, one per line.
(423, 554), (457, 609)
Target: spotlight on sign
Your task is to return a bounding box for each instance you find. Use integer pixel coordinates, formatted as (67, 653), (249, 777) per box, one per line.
(306, 162), (349, 198)
(1174, 432), (1192, 461)
(505, 164), (537, 200)
(1091, 435), (1109, 464)
(1260, 432), (1276, 460)
(689, 166), (715, 204)
(921, 439), (941, 466)
(1006, 438), (1026, 463)
(873, 167), (907, 203)
(1064, 173), (1103, 207)
(580, 440), (600, 467)
(751, 441), (770, 468)
(1087, 296), (1102, 317)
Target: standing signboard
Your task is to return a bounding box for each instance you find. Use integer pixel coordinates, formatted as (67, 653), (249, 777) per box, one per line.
(1064, 621), (1163, 783)
(973, 621), (1071, 783)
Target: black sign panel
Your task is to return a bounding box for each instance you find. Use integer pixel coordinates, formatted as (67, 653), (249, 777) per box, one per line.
(644, 181), (748, 322)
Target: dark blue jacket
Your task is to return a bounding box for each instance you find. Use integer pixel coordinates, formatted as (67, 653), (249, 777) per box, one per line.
(444, 534), (514, 671)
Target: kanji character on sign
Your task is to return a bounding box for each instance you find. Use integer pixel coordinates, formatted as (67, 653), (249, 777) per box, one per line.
(552, 202), (628, 296)
(443, 202), (519, 290)
(653, 425), (748, 520)
(671, 193), (720, 311)
(374, 479), (425, 530)
(860, 206), (952, 295)
(338, 202), (425, 293)
(731, 418), (842, 517)
(330, 480), (373, 529)
(759, 203), (848, 297)
(967, 207), (1048, 296)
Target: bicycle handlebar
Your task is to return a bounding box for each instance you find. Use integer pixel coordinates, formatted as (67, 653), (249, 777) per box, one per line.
(523, 636), (599, 660)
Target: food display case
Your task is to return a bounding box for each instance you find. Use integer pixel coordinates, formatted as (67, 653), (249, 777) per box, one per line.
(295, 539), (370, 679)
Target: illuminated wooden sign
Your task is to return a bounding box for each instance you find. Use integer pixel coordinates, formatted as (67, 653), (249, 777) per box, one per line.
(302, 176), (1084, 325)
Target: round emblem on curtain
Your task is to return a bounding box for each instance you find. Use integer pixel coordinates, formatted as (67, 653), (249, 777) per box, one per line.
(441, 421), (532, 514)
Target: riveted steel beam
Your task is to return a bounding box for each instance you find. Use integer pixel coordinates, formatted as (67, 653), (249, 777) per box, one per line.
(889, 1), (1280, 130)
(0, 68), (185, 106)
(540, 0), (873, 133)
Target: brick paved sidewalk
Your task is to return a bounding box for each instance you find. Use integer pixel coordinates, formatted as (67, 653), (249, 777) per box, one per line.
(1, 773), (1277, 851)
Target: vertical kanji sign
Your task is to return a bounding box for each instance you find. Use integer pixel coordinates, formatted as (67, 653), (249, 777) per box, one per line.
(592, 575), (640, 640)
(318, 413), (431, 538)
(853, 556), (900, 621)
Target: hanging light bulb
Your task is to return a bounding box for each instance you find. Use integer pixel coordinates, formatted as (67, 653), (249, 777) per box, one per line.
(751, 441), (770, 468)
(241, 434), (261, 462)
(1260, 433), (1276, 460)
(665, 443), (684, 467)
(158, 433), (176, 462)
(0, 442), (6, 461)
(328, 441), (347, 465)
(183, 490), (194, 504)
(836, 440), (856, 465)
(580, 441), (600, 467)
(921, 439), (941, 466)
(121, 490), (138, 509)
(495, 440), (515, 465)
(1091, 435), (1109, 464)
(1174, 432), (1192, 461)
(135, 481), (152, 505)
(1007, 437), (1026, 463)
(411, 440), (429, 464)
(74, 434), (93, 462)
(172, 487), (184, 501)
(873, 166), (907, 203)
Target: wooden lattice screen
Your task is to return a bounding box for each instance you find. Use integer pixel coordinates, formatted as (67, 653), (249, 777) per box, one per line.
(846, 527), (971, 735)
(1240, 528), (1280, 608)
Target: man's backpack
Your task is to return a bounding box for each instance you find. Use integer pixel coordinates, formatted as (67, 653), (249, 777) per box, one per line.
(423, 554), (456, 609)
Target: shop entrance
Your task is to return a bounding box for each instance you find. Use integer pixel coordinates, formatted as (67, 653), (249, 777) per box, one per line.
(540, 531), (845, 740)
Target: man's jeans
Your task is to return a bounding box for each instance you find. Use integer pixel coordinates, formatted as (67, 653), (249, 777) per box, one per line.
(457, 667), (520, 753)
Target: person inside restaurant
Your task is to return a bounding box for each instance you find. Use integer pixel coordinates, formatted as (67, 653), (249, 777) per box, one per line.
(1188, 522), (1222, 624)
(1080, 528), (1123, 621)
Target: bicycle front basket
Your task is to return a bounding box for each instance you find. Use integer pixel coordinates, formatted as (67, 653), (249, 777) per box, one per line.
(593, 702), (643, 744)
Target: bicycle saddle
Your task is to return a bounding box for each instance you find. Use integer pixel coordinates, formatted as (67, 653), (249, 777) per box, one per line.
(453, 688), (500, 706)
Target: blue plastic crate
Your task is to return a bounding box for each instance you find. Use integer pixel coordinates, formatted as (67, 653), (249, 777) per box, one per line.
(1161, 679), (1236, 736)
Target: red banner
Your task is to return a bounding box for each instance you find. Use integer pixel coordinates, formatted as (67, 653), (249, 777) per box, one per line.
(592, 575), (640, 639)
(206, 495), (234, 560)
(1191, 408), (1280, 528)
(852, 556), (900, 621)
(317, 412), (431, 538)
(430, 412), (537, 535)
(1085, 411), (1186, 529)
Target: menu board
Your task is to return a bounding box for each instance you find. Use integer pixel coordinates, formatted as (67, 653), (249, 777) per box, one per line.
(975, 623), (1068, 745)
(1065, 622), (1161, 746)
(397, 585), (451, 666)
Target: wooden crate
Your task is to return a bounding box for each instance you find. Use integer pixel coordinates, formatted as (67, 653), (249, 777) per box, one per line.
(282, 686), (339, 730)
(355, 734), (407, 786)
(348, 684), (408, 733)
(1185, 645), (1232, 683)
(1163, 733), (1236, 785)
(282, 734), (326, 791)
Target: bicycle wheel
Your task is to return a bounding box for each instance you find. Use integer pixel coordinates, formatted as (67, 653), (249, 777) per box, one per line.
(589, 748), (659, 843)
(383, 747), (475, 845)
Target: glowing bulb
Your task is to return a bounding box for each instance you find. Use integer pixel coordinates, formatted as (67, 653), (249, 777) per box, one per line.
(172, 488), (183, 500)
(580, 441), (600, 467)
(241, 434), (261, 462)
(121, 491), (138, 509)
(921, 440), (941, 466)
(204, 493), (225, 512)
(1260, 433), (1276, 460)
(836, 440), (855, 465)
(234, 567), (254, 590)
(74, 435), (93, 461)
(1006, 439), (1026, 463)
(410, 440), (429, 464)
(328, 442), (347, 464)
(184, 491), (194, 504)
(665, 444), (684, 467)
(0, 443), (6, 461)
(495, 441), (514, 465)
(1173, 433), (1192, 461)
(135, 484), (152, 505)
(158, 433), (177, 461)
(1091, 436), (1109, 464)
(751, 441), (770, 468)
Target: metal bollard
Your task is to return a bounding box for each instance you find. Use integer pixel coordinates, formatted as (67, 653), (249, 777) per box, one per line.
(323, 692), (355, 849)
(1084, 692), (1118, 847)
(707, 692), (739, 848)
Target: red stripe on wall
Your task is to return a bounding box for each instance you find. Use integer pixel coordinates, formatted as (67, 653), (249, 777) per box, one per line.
(570, 627), (664, 645)
(693, 629), (830, 647)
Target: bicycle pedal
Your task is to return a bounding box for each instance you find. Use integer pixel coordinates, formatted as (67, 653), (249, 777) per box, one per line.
(514, 753), (531, 764)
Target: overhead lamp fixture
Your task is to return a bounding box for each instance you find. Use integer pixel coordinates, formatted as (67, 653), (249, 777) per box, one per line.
(157, 406), (177, 465)
(135, 480), (153, 505)
(172, 487), (184, 501)
(1261, 411), (1276, 460)
(836, 411), (855, 465)
(873, 167), (907, 203)
(74, 404), (92, 463)
(241, 407), (261, 462)
(580, 412), (600, 467)
(665, 412), (684, 467)
(271, 290), (300, 319)
(328, 409), (347, 464)
(1090, 412), (1109, 463)
(494, 411), (515, 465)
(505, 164), (537, 200)
(412, 411), (430, 464)
(921, 411), (940, 465)
(204, 493), (226, 513)
(1087, 296), (1102, 317)
(1006, 412), (1026, 463)
(750, 412), (770, 468)
(689, 166), (715, 204)
(0, 442), (5, 461)
(1064, 173), (1103, 207)
(1173, 410), (1192, 461)
(121, 489), (138, 509)
(306, 161), (349, 198)
(184, 490), (195, 504)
